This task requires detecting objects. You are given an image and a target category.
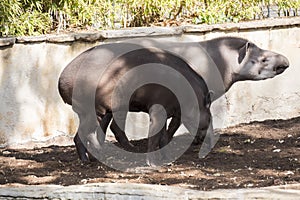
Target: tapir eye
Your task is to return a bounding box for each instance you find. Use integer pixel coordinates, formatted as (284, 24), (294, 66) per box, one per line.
(261, 58), (268, 63)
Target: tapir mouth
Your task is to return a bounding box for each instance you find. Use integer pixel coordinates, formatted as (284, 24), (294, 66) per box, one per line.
(274, 65), (289, 75)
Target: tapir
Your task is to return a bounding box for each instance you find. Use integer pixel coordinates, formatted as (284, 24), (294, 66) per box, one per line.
(59, 47), (212, 164)
(58, 36), (289, 163)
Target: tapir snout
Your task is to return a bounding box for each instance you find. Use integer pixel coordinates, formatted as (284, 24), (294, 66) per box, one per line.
(272, 54), (289, 75)
(237, 43), (290, 81)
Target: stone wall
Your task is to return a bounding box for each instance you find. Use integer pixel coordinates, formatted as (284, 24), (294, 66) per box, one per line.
(0, 183), (299, 199)
(0, 17), (300, 146)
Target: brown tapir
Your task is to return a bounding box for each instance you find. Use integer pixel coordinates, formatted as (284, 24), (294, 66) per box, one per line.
(58, 36), (289, 163)
(59, 46), (212, 165)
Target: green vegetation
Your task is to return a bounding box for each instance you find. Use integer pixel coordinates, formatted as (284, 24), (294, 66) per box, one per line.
(1, 0), (299, 36)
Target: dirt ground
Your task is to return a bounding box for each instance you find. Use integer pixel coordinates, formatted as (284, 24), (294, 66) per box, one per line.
(0, 117), (299, 191)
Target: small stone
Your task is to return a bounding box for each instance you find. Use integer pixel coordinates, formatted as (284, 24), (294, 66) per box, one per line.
(273, 149), (281, 153)
(246, 183), (254, 187)
(284, 171), (294, 175)
(80, 179), (88, 184)
(278, 139), (284, 144)
(213, 173), (221, 177)
(2, 151), (10, 155)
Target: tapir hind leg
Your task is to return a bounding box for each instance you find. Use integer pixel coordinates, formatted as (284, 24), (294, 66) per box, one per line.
(110, 118), (134, 150)
(96, 113), (113, 144)
(74, 131), (89, 162)
(74, 113), (100, 162)
(77, 112), (112, 162)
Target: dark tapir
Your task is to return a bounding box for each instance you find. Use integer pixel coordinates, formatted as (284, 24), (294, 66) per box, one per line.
(58, 36), (289, 163)
(59, 46), (212, 164)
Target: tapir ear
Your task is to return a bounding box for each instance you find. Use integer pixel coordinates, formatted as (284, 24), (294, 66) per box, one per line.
(238, 42), (251, 64)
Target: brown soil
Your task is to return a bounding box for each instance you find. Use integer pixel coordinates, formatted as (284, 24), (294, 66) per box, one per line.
(0, 117), (299, 191)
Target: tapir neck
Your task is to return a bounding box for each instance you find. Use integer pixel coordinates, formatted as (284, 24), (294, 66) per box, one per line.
(218, 65), (236, 92)
(198, 41), (237, 93)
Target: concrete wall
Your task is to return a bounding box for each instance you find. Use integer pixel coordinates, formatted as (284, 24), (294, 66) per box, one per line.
(0, 17), (300, 146)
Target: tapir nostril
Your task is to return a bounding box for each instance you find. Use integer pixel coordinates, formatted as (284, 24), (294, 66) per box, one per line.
(274, 65), (289, 74)
(272, 55), (289, 75)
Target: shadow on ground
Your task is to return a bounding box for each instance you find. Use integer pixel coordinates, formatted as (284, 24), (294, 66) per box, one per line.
(0, 117), (299, 190)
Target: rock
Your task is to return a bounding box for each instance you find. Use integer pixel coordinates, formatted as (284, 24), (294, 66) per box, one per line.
(0, 38), (15, 47)
(16, 35), (47, 43)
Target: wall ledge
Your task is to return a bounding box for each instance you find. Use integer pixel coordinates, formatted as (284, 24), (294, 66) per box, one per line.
(184, 16), (300, 33)
(0, 183), (299, 199)
(0, 17), (300, 46)
(0, 37), (15, 47)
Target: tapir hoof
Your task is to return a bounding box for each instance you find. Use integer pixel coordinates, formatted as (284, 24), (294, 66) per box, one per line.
(78, 152), (90, 163)
(192, 139), (200, 145)
(74, 134), (91, 162)
(159, 134), (172, 149)
(146, 153), (161, 167)
(120, 141), (135, 151)
(192, 136), (204, 145)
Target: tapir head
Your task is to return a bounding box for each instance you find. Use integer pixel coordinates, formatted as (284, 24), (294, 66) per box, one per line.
(236, 42), (289, 81)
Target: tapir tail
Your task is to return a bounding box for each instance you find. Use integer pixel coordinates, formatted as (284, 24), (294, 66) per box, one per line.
(58, 77), (73, 105)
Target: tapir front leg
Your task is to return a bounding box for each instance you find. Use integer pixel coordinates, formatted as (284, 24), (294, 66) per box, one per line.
(192, 130), (207, 145)
(146, 105), (167, 166)
(159, 116), (181, 148)
(110, 117), (134, 150)
(198, 121), (219, 158)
